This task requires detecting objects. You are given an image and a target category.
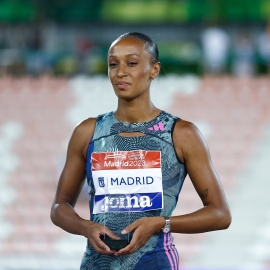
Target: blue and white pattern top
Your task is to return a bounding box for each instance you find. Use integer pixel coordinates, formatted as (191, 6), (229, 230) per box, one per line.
(81, 111), (187, 270)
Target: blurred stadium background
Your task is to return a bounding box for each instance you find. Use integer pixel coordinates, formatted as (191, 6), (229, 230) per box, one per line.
(0, 0), (270, 269)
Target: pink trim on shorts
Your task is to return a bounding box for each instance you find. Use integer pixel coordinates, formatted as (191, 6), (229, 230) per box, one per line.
(164, 233), (175, 269)
(168, 233), (179, 269)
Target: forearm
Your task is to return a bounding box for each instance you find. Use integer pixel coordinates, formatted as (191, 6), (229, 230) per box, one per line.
(170, 205), (231, 234)
(50, 202), (90, 237)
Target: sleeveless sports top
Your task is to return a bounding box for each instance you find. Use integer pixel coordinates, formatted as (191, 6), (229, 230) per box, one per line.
(81, 111), (187, 270)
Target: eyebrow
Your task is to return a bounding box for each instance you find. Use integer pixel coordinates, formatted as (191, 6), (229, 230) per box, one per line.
(108, 53), (140, 58)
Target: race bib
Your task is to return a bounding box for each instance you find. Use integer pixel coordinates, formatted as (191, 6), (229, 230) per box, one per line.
(91, 150), (163, 214)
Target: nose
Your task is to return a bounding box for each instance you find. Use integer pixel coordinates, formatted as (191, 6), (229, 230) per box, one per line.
(117, 63), (127, 78)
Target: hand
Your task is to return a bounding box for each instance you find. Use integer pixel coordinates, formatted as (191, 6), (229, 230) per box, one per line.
(85, 221), (121, 254)
(114, 216), (165, 256)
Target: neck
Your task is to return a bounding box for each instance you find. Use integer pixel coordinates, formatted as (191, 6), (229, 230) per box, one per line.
(114, 98), (160, 123)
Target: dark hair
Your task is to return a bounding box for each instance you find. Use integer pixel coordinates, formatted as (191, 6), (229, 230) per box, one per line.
(112, 32), (159, 64)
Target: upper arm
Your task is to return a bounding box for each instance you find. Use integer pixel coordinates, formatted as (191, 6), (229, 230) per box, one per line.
(173, 120), (229, 210)
(52, 118), (96, 207)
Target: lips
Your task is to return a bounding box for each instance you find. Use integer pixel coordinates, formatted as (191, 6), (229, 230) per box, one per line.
(115, 81), (131, 89)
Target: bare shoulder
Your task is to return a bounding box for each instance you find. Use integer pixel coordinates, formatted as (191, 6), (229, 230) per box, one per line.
(73, 117), (96, 138)
(173, 119), (205, 143)
(69, 118), (97, 158)
(173, 119), (209, 163)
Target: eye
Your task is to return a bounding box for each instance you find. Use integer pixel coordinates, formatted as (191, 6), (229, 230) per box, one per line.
(109, 63), (117, 67)
(128, 62), (138, 66)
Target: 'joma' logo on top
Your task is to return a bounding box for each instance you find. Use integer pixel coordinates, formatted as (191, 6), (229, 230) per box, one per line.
(101, 194), (153, 211)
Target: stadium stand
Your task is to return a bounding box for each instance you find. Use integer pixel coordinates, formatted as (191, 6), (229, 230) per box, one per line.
(0, 75), (269, 269)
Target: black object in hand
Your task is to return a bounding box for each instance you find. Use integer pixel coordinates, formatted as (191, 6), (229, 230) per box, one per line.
(100, 235), (129, 250)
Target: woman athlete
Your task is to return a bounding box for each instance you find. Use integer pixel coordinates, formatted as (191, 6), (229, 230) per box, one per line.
(51, 32), (231, 270)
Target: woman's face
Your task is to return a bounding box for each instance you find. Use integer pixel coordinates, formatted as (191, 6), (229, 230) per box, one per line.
(108, 37), (160, 101)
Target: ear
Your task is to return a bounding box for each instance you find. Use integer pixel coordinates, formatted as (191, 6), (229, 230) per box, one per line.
(150, 62), (161, 80)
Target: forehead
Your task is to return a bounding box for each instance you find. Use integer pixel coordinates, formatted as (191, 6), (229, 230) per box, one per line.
(108, 37), (148, 57)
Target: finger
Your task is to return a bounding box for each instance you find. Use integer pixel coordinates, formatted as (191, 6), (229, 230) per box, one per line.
(89, 238), (114, 254)
(104, 227), (121, 240)
(115, 233), (142, 255)
(115, 241), (139, 256)
(121, 220), (140, 234)
(91, 233), (112, 252)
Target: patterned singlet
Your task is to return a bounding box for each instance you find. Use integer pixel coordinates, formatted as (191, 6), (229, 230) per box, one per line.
(81, 111), (187, 270)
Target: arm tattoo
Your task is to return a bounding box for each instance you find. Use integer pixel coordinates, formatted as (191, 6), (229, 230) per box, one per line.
(201, 188), (208, 199)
